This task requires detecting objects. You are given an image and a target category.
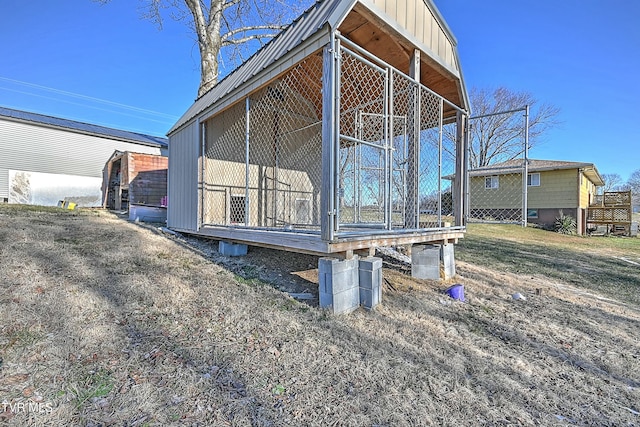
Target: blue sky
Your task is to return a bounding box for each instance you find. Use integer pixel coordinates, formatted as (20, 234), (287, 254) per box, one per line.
(1, 0), (638, 181)
(438, 0), (640, 182)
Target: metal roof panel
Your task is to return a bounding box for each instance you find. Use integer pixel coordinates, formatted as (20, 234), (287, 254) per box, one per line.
(168, 0), (345, 134)
(0, 106), (168, 147)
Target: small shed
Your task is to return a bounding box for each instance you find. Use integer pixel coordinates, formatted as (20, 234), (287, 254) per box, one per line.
(168, 0), (471, 312)
(102, 151), (168, 220)
(167, 0), (470, 259)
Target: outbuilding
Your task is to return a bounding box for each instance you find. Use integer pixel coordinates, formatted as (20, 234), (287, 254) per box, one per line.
(0, 106), (168, 207)
(167, 0), (470, 312)
(102, 150), (168, 222)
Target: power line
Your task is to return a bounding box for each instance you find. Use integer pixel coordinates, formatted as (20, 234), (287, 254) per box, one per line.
(0, 76), (179, 120)
(2, 100), (169, 137)
(0, 86), (174, 127)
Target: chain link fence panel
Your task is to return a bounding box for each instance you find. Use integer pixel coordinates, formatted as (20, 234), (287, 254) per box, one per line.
(202, 52), (324, 230)
(465, 107), (528, 224)
(466, 163), (525, 223)
(200, 41), (466, 236)
(336, 44), (464, 232)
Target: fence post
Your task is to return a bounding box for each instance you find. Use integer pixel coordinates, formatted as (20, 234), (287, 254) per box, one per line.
(454, 112), (466, 226)
(405, 49), (421, 229)
(199, 120), (206, 230)
(522, 105), (529, 228)
(244, 97), (250, 226)
(321, 39), (337, 241)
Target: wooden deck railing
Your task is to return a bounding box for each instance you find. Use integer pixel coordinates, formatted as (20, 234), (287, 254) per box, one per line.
(587, 191), (632, 225)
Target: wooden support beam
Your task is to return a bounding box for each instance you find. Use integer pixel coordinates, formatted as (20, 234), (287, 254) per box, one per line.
(182, 224), (464, 258)
(354, 247), (376, 258)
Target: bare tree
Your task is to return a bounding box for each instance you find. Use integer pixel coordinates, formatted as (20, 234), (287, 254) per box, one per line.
(600, 173), (623, 193)
(464, 87), (560, 168)
(96, 0), (311, 97)
(628, 169), (640, 190)
(626, 169), (640, 206)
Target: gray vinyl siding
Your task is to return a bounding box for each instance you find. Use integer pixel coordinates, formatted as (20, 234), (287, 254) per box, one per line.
(167, 121), (199, 231)
(0, 118), (162, 179)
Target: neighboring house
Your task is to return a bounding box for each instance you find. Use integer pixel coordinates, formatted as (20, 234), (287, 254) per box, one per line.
(0, 106), (168, 207)
(102, 151), (168, 221)
(468, 159), (604, 235)
(167, 0), (470, 257)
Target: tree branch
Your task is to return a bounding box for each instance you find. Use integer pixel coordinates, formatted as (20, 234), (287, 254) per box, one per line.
(221, 24), (286, 42)
(222, 33), (282, 46)
(98, 0), (313, 96)
(184, 0), (209, 44)
(222, 0), (242, 11)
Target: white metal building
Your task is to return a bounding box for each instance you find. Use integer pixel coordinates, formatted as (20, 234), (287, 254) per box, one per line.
(0, 106), (168, 207)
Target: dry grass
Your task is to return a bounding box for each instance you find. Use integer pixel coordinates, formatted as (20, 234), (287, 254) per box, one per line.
(458, 223), (640, 306)
(1, 205), (639, 426)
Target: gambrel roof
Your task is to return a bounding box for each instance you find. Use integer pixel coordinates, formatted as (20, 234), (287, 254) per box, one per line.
(169, 0), (468, 135)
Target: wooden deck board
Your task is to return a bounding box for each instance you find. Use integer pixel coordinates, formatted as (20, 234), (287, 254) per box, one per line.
(173, 225), (465, 257)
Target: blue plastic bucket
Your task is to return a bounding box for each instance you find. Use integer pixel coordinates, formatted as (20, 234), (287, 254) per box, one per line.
(445, 284), (465, 302)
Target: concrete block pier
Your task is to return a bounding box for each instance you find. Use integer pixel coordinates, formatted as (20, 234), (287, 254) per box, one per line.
(318, 257), (360, 314)
(441, 243), (456, 280)
(219, 241), (248, 256)
(411, 245), (441, 280)
(359, 257), (382, 310)
(318, 256), (384, 313)
(410, 243), (456, 281)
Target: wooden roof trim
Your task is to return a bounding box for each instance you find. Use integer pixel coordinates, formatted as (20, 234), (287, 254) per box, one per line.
(355, 0), (461, 80)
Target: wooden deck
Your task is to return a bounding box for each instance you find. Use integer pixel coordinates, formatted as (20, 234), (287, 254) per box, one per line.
(586, 191), (633, 236)
(587, 206), (632, 224)
(173, 225), (465, 258)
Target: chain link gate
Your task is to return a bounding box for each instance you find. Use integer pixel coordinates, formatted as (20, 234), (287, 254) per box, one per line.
(336, 45), (387, 227)
(466, 107), (529, 225)
(335, 39), (462, 232)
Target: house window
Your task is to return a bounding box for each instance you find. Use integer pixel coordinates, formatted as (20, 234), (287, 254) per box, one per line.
(230, 195), (246, 224)
(527, 173), (540, 186)
(485, 176), (499, 189)
(527, 209), (539, 219)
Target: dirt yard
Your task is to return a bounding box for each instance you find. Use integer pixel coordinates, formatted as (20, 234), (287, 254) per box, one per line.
(1, 206), (639, 426)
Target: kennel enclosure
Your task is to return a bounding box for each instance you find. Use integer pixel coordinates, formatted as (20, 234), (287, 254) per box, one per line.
(167, 0), (470, 256)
